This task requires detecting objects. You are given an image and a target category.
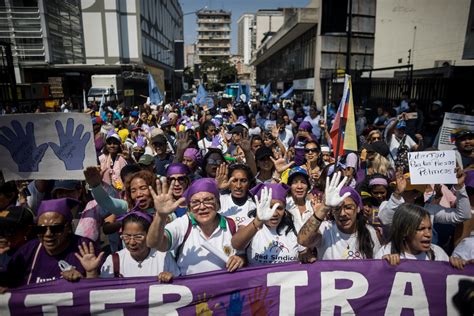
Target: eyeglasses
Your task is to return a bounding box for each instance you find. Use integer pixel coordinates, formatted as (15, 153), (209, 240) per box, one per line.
(335, 204), (357, 212)
(370, 137), (381, 142)
(121, 233), (146, 241)
(189, 197), (216, 209)
(305, 148), (319, 154)
(34, 224), (66, 235)
(167, 176), (187, 184)
(207, 159), (224, 166)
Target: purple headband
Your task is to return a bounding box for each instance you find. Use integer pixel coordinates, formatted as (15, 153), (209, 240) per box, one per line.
(183, 178), (219, 204)
(339, 186), (363, 209)
(299, 121), (312, 131)
(369, 178), (388, 187)
(37, 198), (81, 223)
(249, 183), (289, 204)
(166, 163), (190, 177)
(184, 148), (202, 163)
(116, 210), (153, 224)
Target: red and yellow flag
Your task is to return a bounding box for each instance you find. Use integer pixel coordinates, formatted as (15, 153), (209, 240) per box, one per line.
(329, 74), (358, 159)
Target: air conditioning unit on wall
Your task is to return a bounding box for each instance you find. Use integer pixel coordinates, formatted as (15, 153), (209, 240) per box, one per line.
(434, 60), (452, 68)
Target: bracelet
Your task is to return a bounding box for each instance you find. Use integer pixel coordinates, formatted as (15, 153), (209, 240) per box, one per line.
(252, 220), (261, 231)
(313, 213), (324, 222)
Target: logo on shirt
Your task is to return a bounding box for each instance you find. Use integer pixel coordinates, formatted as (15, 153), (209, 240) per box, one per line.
(223, 245), (232, 256)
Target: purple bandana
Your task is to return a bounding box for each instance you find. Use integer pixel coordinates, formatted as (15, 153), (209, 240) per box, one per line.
(250, 183), (289, 204)
(183, 178), (219, 204)
(166, 163), (190, 177)
(368, 178), (388, 187)
(299, 121), (312, 131)
(184, 148), (202, 163)
(116, 211), (153, 224)
(339, 186), (363, 209)
(37, 198), (81, 223)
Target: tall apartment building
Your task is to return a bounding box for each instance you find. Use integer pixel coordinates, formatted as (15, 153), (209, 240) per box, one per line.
(237, 13), (255, 65)
(0, 0), (85, 83)
(196, 9), (231, 63)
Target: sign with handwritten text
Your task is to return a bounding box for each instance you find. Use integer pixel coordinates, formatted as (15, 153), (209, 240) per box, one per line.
(408, 150), (457, 185)
(438, 112), (474, 150)
(0, 113), (96, 181)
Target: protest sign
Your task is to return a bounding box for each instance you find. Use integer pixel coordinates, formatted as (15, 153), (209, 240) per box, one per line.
(0, 113), (96, 181)
(2, 260), (473, 315)
(408, 150), (457, 185)
(438, 112), (474, 150)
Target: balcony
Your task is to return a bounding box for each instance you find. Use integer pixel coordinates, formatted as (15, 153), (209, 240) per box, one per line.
(198, 35), (231, 40)
(198, 51), (230, 56)
(197, 27), (230, 32)
(197, 18), (231, 24)
(197, 42), (230, 48)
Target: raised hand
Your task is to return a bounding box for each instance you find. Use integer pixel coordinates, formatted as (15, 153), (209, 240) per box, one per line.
(271, 125), (279, 139)
(270, 156), (294, 174)
(149, 179), (185, 218)
(324, 171), (350, 208)
(0, 120), (48, 172)
(49, 118), (91, 170)
(210, 135), (221, 148)
(176, 132), (192, 152)
(254, 187), (279, 221)
(83, 166), (102, 187)
(74, 241), (104, 274)
(239, 138), (251, 153)
(454, 167), (466, 190)
(394, 168), (406, 197)
(216, 163), (233, 190)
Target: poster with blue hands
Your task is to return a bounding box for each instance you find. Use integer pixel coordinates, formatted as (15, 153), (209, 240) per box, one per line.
(0, 113), (96, 181)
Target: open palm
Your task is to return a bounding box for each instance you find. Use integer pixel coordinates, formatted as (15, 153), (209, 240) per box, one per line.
(74, 242), (104, 273)
(149, 179), (185, 216)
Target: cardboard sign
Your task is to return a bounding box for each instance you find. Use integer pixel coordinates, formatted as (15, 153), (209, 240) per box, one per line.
(408, 150), (457, 185)
(0, 113), (97, 181)
(438, 112), (474, 150)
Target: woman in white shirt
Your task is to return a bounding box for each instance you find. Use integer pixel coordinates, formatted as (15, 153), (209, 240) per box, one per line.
(375, 204), (466, 269)
(76, 212), (179, 280)
(298, 172), (381, 260)
(146, 178), (245, 276)
(231, 183), (307, 266)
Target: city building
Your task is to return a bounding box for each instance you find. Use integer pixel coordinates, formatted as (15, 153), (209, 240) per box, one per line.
(196, 9), (231, 82)
(0, 0), (85, 83)
(0, 0), (185, 107)
(373, 0), (474, 77)
(184, 44), (195, 68)
(252, 0), (376, 106)
(255, 9), (284, 50)
(237, 13), (255, 65)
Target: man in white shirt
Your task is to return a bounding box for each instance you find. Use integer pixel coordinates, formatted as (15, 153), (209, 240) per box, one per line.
(303, 107), (322, 140)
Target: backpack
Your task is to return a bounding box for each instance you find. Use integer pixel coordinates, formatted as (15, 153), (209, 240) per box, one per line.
(112, 253), (123, 278)
(176, 215), (237, 260)
(394, 135), (409, 172)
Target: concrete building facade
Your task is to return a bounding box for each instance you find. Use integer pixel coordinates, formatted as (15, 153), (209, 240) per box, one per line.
(373, 0), (474, 77)
(255, 9), (284, 50)
(252, 0), (376, 106)
(196, 9), (231, 62)
(237, 13), (255, 65)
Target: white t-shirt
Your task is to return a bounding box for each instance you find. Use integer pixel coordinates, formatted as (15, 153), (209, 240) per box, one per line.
(198, 137), (228, 155)
(303, 115), (322, 139)
(219, 194), (256, 227)
(286, 197), (313, 233)
(241, 218), (301, 266)
(375, 242), (449, 261)
(316, 221), (381, 260)
(165, 214), (237, 276)
(278, 129), (294, 150)
(248, 126), (262, 137)
(100, 248), (180, 278)
(452, 235), (474, 260)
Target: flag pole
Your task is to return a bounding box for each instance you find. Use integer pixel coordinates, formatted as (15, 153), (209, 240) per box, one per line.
(333, 74), (350, 162)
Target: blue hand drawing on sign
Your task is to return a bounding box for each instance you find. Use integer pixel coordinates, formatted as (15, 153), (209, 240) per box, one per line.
(48, 118), (91, 170)
(0, 120), (49, 172)
(219, 291), (245, 316)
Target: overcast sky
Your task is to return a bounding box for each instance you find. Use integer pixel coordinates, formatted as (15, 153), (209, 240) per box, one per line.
(179, 0), (310, 53)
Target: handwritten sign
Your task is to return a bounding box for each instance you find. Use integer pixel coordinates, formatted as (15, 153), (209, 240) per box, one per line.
(408, 150), (457, 185)
(438, 112), (474, 150)
(0, 113), (96, 181)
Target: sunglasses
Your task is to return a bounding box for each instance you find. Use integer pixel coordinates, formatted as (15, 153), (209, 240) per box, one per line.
(304, 148), (319, 154)
(34, 224), (66, 235)
(207, 159), (224, 166)
(167, 176), (187, 184)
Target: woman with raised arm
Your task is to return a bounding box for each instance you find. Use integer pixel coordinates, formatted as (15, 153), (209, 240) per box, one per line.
(298, 172), (381, 259)
(146, 178), (245, 275)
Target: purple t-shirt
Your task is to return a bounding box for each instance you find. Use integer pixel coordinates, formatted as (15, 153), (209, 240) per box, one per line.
(7, 235), (94, 287)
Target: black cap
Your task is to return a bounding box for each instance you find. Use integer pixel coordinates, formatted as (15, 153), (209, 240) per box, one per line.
(0, 206), (34, 227)
(364, 141), (390, 157)
(230, 125), (244, 134)
(151, 134), (167, 145)
(255, 146), (274, 161)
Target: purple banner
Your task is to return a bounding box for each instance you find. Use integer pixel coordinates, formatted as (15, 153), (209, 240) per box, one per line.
(1, 260), (473, 315)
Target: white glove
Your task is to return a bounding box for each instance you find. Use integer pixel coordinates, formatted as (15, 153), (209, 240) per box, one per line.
(325, 171), (350, 208)
(254, 187), (280, 221)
